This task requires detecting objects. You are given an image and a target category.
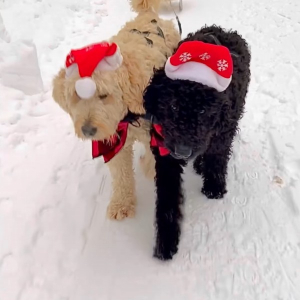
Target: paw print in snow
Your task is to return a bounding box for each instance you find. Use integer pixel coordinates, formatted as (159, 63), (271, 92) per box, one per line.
(179, 52), (191, 62)
(199, 52), (210, 60)
(217, 59), (228, 71)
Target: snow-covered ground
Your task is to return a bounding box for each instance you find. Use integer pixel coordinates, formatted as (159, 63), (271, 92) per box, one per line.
(1, 0), (300, 299)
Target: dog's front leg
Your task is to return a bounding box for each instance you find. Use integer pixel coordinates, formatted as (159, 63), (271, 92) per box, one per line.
(201, 153), (228, 199)
(201, 137), (233, 199)
(107, 142), (136, 220)
(153, 152), (185, 260)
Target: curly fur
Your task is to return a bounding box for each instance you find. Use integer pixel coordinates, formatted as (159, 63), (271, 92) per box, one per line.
(131, 0), (180, 12)
(131, 0), (161, 12)
(143, 25), (251, 260)
(52, 0), (181, 220)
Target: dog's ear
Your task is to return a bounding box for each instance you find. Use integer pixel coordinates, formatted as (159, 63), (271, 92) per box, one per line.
(122, 84), (146, 115)
(143, 78), (159, 112)
(116, 61), (146, 115)
(52, 68), (70, 113)
(143, 69), (172, 115)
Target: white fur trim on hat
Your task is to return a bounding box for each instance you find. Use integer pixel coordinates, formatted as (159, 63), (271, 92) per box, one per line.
(165, 58), (232, 92)
(95, 45), (123, 72)
(65, 63), (78, 78)
(75, 77), (96, 99)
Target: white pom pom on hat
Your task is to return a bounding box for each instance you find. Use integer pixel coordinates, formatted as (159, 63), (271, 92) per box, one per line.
(75, 78), (97, 99)
(165, 41), (233, 92)
(65, 42), (123, 99)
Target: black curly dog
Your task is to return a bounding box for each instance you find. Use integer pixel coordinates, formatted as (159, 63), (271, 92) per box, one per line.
(143, 25), (251, 260)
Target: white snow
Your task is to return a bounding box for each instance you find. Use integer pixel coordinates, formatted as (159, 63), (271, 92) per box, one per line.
(0, 40), (43, 95)
(0, 12), (10, 42)
(1, 0), (300, 299)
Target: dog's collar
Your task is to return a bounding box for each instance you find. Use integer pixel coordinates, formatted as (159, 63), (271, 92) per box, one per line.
(141, 112), (159, 124)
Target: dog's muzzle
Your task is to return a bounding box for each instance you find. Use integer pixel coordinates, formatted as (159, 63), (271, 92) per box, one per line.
(170, 143), (206, 160)
(171, 144), (193, 159)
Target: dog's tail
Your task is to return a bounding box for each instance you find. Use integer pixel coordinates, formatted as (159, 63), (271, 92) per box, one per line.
(130, 0), (162, 13)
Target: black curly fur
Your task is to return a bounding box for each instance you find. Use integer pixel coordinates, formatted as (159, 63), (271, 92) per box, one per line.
(143, 25), (251, 260)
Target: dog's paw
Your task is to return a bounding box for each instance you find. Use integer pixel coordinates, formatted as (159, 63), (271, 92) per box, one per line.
(154, 243), (178, 261)
(202, 183), (227, 200)
(201, 174), (227, 199)
(107, 202), (135, 220)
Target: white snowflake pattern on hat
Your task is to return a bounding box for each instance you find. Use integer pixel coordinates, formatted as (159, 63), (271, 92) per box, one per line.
(179, 52), (192, 62)
(68, 56), (75, 64)
(164, 41), (233, 92)
(85, 46), (94, 52)
(199, 53), (210, 60)
(217, 59), (229, 71)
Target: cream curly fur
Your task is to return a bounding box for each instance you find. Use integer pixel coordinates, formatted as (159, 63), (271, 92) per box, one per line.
(52, 0), (181, 220)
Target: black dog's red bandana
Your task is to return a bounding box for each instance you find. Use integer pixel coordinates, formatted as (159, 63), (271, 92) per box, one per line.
(150, 124), (170, 156)
(92, 122), (169, 162)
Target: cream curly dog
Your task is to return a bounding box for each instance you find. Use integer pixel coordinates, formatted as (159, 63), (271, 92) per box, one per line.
(52, 0), (181, 220)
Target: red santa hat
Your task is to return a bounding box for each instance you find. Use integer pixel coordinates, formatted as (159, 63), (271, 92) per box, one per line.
(165, 41), (233, 92)
(65, 42), (123, 99)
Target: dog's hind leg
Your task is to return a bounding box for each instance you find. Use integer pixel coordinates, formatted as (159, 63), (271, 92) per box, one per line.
(153, 152), (185, 260)
(139, 132), (156, 180)
(107, 142), (136, 220)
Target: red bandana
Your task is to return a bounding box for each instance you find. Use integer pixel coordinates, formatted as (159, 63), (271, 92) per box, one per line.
(92, 122), (170, 162)
(150, 124), (170, 156)
(92, 122), (129, 163)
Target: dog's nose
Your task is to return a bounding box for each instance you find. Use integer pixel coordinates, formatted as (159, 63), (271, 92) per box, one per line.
(81, 124), (97, 137)
(174, 144), (193, 159)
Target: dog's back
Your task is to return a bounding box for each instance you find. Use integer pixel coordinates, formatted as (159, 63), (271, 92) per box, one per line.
(115, 0), (181, 59)
(109, 0), (181, 114)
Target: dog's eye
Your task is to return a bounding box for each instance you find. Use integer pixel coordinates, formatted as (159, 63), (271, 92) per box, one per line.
(99, 94), (108, 100)
(199, 109), (205, 114)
